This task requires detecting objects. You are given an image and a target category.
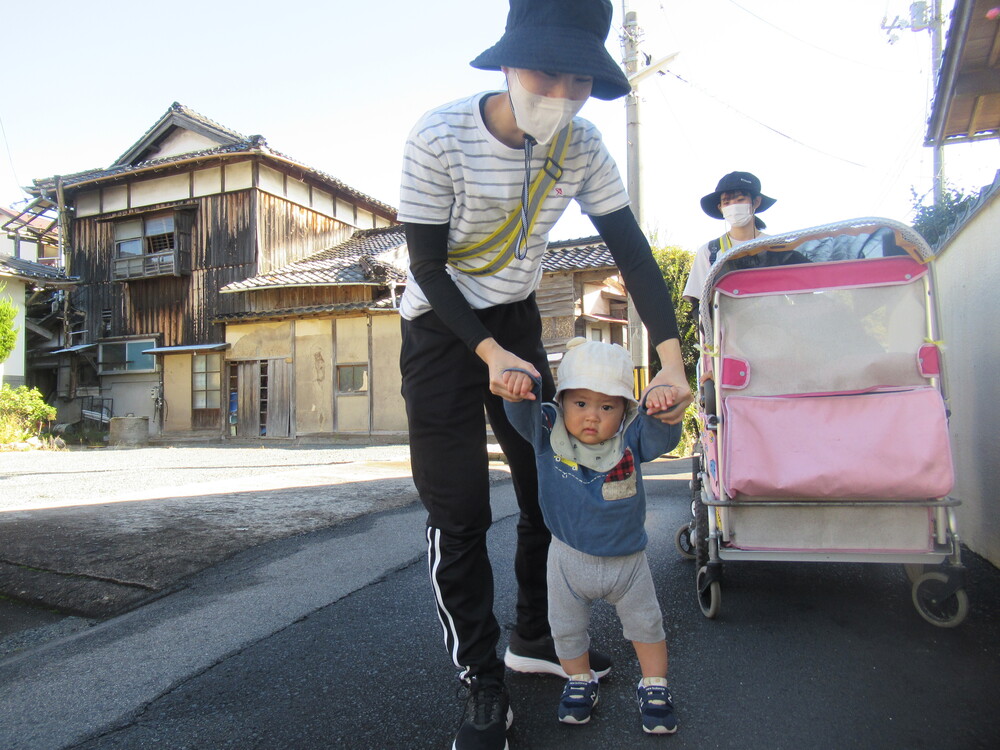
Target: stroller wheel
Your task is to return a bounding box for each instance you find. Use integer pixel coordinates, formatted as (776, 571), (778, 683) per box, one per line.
(675, 524), (696, 560)
(696, 565), (721, 619)
(912, 572), (969, 628)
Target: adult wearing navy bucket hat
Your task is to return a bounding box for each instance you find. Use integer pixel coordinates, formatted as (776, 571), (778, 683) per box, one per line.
(682, 171), (777, 304)
(397, 2), (691, 747)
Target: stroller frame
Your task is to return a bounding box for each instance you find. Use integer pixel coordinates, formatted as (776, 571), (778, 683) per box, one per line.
(675, 218), (969, 627)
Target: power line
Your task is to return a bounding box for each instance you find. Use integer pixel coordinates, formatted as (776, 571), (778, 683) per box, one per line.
(723, 0), (909, 73)
(658, 70), (869, 168)
(0, 111), (23, 194)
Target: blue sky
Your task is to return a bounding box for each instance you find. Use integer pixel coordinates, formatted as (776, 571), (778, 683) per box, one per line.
(0, 0), (994, 250)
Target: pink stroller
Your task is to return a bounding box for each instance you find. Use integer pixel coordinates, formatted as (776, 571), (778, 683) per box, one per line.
(674, 218), (968, 627)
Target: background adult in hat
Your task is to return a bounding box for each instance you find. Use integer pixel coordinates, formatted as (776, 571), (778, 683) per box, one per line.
(396, 1), (691, 747)
(682, 171), (776, 304)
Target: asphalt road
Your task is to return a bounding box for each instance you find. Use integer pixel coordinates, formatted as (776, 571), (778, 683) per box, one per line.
(1, 455), (997, 750)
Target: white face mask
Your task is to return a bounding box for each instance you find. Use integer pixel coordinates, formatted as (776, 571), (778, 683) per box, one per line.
(722, 202), (754, 228)
(506, 70), (586, 145)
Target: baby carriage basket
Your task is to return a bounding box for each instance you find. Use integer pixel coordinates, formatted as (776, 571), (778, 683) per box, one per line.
(675, 217), (968, 627)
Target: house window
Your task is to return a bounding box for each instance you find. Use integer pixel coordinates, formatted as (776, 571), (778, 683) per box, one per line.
(590, 328), (604, 342)
(113, 213), (177, 280)
(99, 339), (157, 373)
(192, 353), (222, 409)
(337, 364), (369, 393)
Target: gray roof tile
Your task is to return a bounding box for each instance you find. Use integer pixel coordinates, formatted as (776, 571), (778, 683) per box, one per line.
(542, 236), (615, 271)
(221, 227), (407, 293)
(0, 253), (76, 284)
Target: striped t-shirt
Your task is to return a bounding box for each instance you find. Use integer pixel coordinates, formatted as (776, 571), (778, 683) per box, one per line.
(398, 92), (630, 320)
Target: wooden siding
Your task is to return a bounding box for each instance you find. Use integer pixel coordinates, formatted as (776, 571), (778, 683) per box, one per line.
(257, 193), (356, 274)
(67, 188), (359, 347)
(242, 285), (376, 313)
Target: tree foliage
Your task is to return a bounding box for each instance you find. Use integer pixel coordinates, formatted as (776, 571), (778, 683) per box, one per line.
(0, 282), (17, 365)
(0, 384), (56, 444)
(910, 185), (979, 249)
(648, 242), (700, 455)
(648, 243), (697, 388)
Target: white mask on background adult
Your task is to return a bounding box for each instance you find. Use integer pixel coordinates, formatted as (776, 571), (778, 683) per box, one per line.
(722, 202), (754, 228)
(506, 71), (586, 145)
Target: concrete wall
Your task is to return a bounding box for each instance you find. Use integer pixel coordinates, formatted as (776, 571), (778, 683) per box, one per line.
(371, 314), (405, 433)
(224, 313), (404, 438)
(335, 316), (369, 432)
(103, 372), (161, 436)
(295, 318), (334, 435)
(226, 321), (293, 360)
(933, 192), (1000, 565)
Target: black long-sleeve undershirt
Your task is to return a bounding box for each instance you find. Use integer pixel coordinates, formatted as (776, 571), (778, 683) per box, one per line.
(404, 206), (681, 352)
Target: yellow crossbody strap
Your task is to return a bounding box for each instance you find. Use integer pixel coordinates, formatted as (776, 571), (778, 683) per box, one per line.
(447, 124), (572, 277)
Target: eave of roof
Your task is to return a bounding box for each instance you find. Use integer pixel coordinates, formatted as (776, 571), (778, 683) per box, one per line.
(213, 298), (398, 323)
(926, 0), (1000, 145)
(0, 254), (76, 285)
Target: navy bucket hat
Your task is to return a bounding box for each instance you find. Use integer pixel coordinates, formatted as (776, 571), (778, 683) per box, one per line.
(700, 171), (777, 219)
(470, 0), (631, 101)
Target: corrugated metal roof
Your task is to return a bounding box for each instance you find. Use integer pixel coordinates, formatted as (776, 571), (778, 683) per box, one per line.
(143, 343), (229, 355)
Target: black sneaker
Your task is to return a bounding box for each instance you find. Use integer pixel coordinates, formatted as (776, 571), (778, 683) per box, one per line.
(503, 631), (612, 679)
(453, 678), (513, 750)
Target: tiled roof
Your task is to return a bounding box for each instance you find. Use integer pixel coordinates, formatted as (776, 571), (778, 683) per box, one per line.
(223, 229), (618, 295)
(0, 253), (76, 284)
(115, 102), (247, 165)
(213, 297), (397, 323)
(542, 236), (615, 271)
(29, 103), (396, 217)
(220, 226), (407, 293)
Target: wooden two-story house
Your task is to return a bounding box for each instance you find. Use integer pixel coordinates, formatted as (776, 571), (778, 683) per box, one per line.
(25, 103), (396, 437)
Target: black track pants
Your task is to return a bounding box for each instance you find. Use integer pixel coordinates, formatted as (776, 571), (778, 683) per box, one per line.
(400, 295), (555, 683)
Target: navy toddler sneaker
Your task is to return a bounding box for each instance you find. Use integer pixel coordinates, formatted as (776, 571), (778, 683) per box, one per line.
(557, 674), (599, 724)
(636, 679), (678, 734)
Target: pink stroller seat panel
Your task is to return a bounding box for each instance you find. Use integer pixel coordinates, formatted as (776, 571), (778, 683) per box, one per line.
(722, 387), (954, 499)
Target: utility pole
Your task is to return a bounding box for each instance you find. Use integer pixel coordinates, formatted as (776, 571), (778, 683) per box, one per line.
(882, 0), (945, 204)
(622, 6), (647, 382)
(621, 2), (678, 386)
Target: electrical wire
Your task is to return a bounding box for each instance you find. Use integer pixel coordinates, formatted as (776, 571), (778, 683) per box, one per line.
(722, 0), (909, 73)
(0, 111), (23, 198)
(657, 70), (869, 168)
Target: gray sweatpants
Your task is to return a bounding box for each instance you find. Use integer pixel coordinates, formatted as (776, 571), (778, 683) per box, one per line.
(547, 536), (666, 661)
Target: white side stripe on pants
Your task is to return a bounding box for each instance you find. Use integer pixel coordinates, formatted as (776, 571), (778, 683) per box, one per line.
(426, 526), (469, 680)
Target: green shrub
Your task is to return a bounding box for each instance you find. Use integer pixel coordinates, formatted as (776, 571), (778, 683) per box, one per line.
(0, 384), (57, 444)
(649, 243), (699, 456)
(0, 283), (17, 365)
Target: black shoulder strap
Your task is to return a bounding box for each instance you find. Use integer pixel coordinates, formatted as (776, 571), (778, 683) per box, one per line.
(708, 237), (722, 265)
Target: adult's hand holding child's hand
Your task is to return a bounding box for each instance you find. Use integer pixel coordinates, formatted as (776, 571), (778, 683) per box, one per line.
(476, 338), (539, 402)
